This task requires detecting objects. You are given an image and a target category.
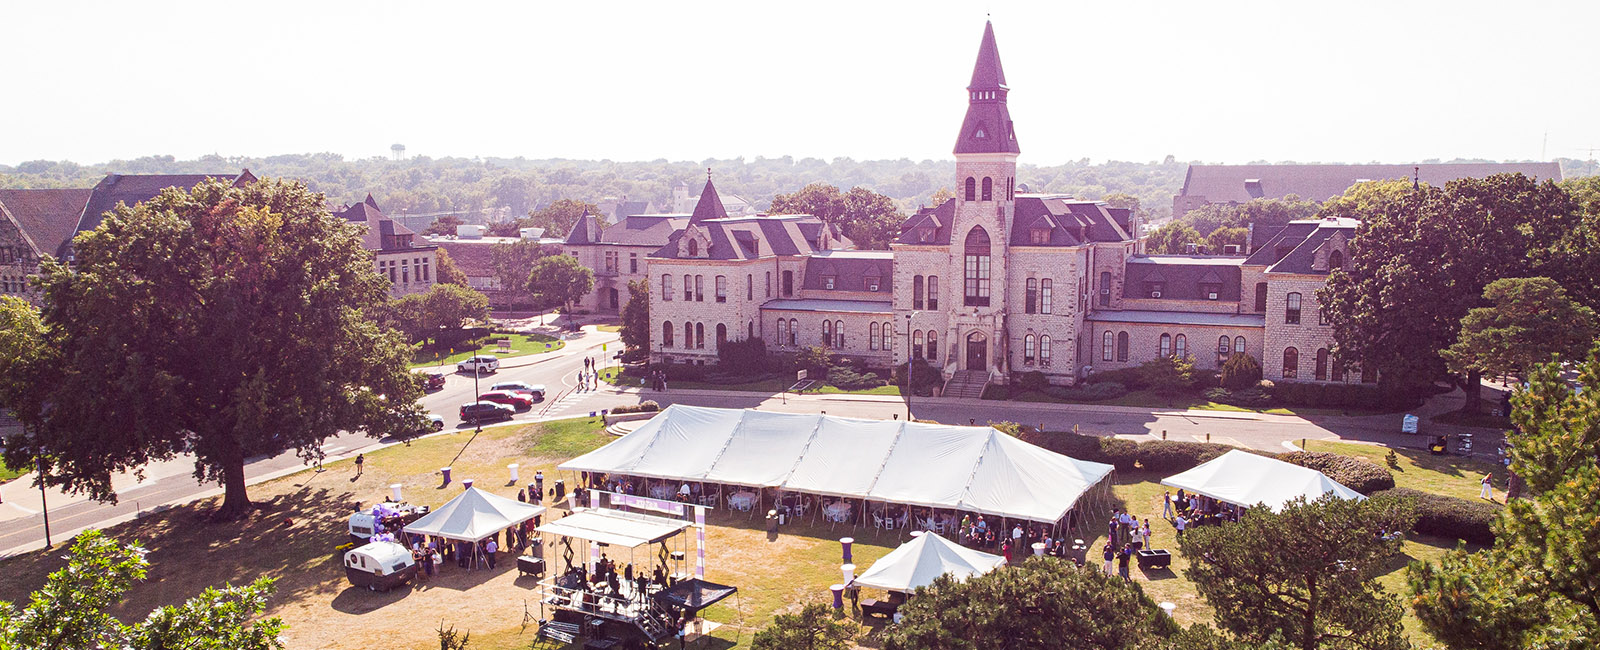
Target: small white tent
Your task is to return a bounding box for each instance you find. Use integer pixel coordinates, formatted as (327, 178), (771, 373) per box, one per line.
(853, 532), (1005, 593)
(403, 487), (546, 542)
(560, 405), (1114, 524)
(1160, 449), (1365, 513)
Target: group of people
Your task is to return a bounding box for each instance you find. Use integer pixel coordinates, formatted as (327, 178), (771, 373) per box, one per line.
(575, 356), (602, 392)
(956, 514), (1067, 563)
(644, 369), (670, 392)
(1161, 489), (1241, 530)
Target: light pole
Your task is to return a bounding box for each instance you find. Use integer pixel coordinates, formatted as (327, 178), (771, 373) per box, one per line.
(472, 363), (482, 434)
(904, 312), (914, 421)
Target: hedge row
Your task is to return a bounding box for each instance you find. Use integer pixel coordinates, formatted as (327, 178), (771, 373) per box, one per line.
(1276, 450), (1396, 494)
(1268, 381), (1419, 411)
(1016, 429), (1139, 472)
(610, 401), (660, 415)
(1372, 487), (1500, 545)
(1136, 440), (1239, 472)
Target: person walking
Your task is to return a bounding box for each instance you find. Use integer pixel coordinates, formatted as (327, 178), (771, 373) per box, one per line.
(353, 453), (364, 478)
(1117, 543), (1133, 583)
(1480, 473), (1494, 500)
(1161, 490), (1173, 520)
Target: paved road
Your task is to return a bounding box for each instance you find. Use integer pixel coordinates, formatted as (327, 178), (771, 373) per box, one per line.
(0, 324), (1498, 555)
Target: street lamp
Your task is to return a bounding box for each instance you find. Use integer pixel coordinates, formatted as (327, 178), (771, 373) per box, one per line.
(472, 363), (482, 434)
(904, 312), (914, 421)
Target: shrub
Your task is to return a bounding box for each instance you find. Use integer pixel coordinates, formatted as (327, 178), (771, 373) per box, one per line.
(980, 384), (1008, 400)
(1372, 487), (1500, 545)
(718, 337), (770, 371)
(794, 345), (832, 378)
(827, 365), (885, 391)
(1085, 366), (1152, 390)
(1016, 429), (1138, 471)
(1142, 355), (1197, 399)
(1276, 450), (1396, 494)
(1220, 352), (1263, 390)
(1018, 371), (1048, 392)
(659, 358), (708, 381)
(1204, 386), (1272, 408)
(892, 358), (941, 390)
(1268, 381), (1420, 411)
(988, 421), (1023, 436)
(1135, 440), (1237, 472)
(1046, 381), (1128, 402)
(610, 401), (661, 415)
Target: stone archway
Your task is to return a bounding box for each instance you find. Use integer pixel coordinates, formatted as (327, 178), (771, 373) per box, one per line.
(965, 331), (988, 371)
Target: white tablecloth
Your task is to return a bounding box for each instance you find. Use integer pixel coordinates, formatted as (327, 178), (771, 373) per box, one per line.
(729, 492), (757, 511)
(649, 485), (673, 500)
(824, 503), (851, 522)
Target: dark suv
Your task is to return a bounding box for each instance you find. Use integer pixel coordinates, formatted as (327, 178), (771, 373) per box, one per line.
(459, 401), (514, 423)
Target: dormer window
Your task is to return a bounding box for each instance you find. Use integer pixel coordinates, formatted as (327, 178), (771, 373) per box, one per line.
(920, 227), (935, 242)
(687, 239), (699, 257)
(865, 275), (881, 292)
(1030, 228), (1050, 245)
(974, 127), (986, 138)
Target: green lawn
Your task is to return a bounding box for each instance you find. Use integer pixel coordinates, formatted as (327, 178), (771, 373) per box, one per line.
(410, 333), (564, 369)
(598, 366), (901, 396)
(1304, 439), (1502, 501)
(595, 324), (621, 333)
(0, 459), (23, 483)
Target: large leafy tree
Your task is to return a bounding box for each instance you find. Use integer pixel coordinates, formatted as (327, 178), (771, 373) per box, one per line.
(523, 198), (601, 238)
(386, 284), (490, 346)
(526, 254), (594, 314)
(0, 530), (283, 649)
(1144, 222), (1205, 254)
(433, 247), (469, 286)
(489, 239), (554, 307)
(882, 556), (1178, 650)
(1407, 347), (1600, 649)
(0, 297), (53, 428)
(751, 603), (858, 650)
(770, 183), (903, 249)
(1441, 277), (1598, 379)
(1179, 195), (1321, 237)
(619, 278), (650, 356)
(1178, 493), (1415, 650)
(1317, 175), (1577, 400)
(2, 179), (425, 520)
(1537, 175), (1600, 312)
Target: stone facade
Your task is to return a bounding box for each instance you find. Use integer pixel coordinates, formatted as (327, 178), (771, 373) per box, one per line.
(0, 210), (39, 303)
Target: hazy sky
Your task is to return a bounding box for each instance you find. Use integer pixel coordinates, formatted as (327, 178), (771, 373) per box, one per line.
(4, 1), (1596, 167)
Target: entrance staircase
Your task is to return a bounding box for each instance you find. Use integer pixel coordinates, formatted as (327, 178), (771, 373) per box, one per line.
(942, 370), (989, 399)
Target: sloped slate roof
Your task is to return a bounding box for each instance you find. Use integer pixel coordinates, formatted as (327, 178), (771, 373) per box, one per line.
(0, 188), (93, 259)
(690, 179), (728, 223)
(1244, 218), (1358, 274)
(1123, 256), (1244, 301)
(895, 199), (955, 246)
(1178, 162), (1563, 204)
(801, 254), (892, 293)
(1086, 310), (1266, 328)
(954, 22), (1020, 155)
(653, 215), (831, 261)
(332, 200), (432, 252)
(78, 171), (253, 237)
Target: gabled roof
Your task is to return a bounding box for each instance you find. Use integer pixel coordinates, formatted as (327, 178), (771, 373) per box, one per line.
(1161, 449), (1364, 513)
(854, 532), (1006, 593)
(895, 199), (955, 246)
(1122, 256), (1244, 301)
(563, 211), (603, 245)
(77, 171), (254, 238)
(1245, 218), (1359, 274)
(0, 188), (93, 259)
(1178, 162), (1563, 204)
(331, 198), (432, 253)
(652, 215), (835, 261)
(402, 487), (545, 542)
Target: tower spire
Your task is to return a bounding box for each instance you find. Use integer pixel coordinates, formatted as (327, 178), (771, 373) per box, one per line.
(954, 21), (1020, 155)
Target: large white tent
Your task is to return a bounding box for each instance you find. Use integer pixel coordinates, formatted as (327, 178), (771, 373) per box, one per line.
(403, 487), (546, 542)
(853, 532), (1005, 592)
(1160, 449), (1365, 513)
(559, 405), (1115, 524)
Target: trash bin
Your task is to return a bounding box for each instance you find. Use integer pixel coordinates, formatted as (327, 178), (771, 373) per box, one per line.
(778, 510), (787, 526)
(766, 510), (778, 534)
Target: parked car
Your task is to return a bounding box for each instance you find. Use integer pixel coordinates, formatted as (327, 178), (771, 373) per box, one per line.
(478, 390), (533, 410)
(456, 355), (500, 374)
(490, 381), (546, 401)
(423, 373), (447, 390)
(426, 414), (445, 431)
(459, 401), (514, 423)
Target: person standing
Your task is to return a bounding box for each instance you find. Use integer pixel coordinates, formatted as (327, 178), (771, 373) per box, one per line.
(1117, 543), (1133, 583)
(1140, 519), (1152, 549)
(484, 538), (498, 569)
(353, 453), (364, 478)
(1174, 514), (1188, 538)
(1102, 542), (1115, 575)
(1480, 473), (1494, 500)
(1161, 490), (1173, 520)
(517, 488), (526, 503)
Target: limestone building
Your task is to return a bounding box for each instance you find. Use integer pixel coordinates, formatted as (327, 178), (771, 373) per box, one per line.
(563, 22), (1368, 392)
(333, 195), (439, 298)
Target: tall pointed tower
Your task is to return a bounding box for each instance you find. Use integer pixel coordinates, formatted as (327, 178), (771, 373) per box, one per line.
(946, 21), (1018, 376)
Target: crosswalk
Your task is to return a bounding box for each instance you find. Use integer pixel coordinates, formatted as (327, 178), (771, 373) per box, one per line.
(539, 389), (590, 418)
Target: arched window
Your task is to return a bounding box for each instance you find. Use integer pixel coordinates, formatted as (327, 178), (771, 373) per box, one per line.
(1315, 348), (1329, 381)
(1040, 335), (1052, 366)
(1025, 334), (1036, 363)
(683, 274), (692, 301)
(662, 274), (673, 301)
(981, 177), (993, 201)
(695, 275), (704, 302)
(715, 275), (726, 303)
(1040, 279), (1053, 314)
(1175, 334), (1187, 359)
(789, 319), (798, 346)
(964, 226), (991, 307)
(1160, 334), (1172, 358)
(881, 321), (892, 350)
(1286, 292), (1302, 324)
(1102, 331), (1114, 361)
(1234, 336), (1246, 355)
(822, 320), (833, 347)
(927, 330), (938, 361)
(1099, 271), (1112, 307)
(913, 330), (925, 359)
(695, 323), (705, 349)
(964, 177), (976, 201)
(913, 275), (925, 309)
(1117, 332), (1130, 362)
(663, 321), (674, 347)
(1254, 282), (1268, 312)
(748, 321), (754, 338)
(777, 319), (788, 347)
(684, 322), (693, 349)
(687, 239), (698, 256)
(1328, 250), (1344, 270)
(869, 322), (880, 350)
(1283, 347), (1299, 378)
(746, 274), (753, 300)
(716, 323), (727, 347)
(835, 320), (845, 347)
(782, 270), (794, 296)
(1331, 354), (1345, 382)
(1218, 336), (1231, 362)
(1025, 278), (1038, 314)
(926, 276), (939, 310)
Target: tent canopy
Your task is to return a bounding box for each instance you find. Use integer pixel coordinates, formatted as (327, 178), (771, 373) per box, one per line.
(560, 405), (1114, 524)
(1160, 449), (1366, 513)
(535, 507), (692, 548)
(853, 532), (1005, 593)
(653, 578), (738, 614)
(402, 487), (546, 542)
